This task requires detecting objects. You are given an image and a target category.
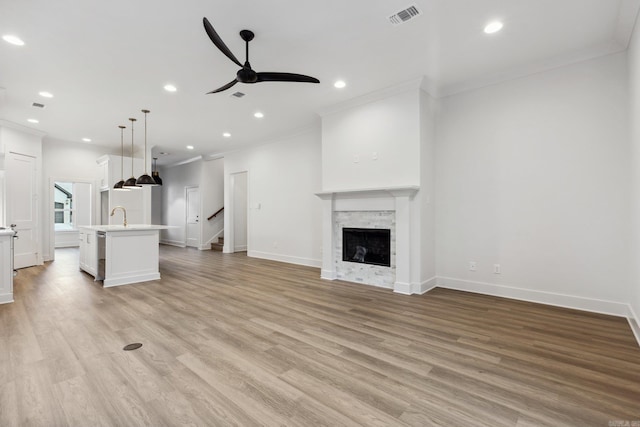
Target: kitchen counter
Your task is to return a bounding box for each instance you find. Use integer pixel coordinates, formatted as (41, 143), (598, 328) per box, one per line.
(79, 225), (168, 287)
(81, 224), (171, 232)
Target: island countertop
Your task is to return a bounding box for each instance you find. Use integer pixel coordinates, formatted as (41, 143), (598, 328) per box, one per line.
(80, 224), (172, 232)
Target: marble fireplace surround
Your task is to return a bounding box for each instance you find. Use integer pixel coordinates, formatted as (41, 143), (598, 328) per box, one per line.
(316, 186), (419, 294)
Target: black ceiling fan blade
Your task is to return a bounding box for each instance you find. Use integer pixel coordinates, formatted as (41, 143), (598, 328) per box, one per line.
(207, 79), (239, 94)
(256, 72), (320, 84)
(203, 17), (242, 67)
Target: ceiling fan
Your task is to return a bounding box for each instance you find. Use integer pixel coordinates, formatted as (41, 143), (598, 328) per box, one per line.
(203, 17), (320, 94)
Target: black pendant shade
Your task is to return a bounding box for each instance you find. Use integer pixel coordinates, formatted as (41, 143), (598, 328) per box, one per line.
(123, 117), (141, 189)
(114, 125), (129, 191)
(152, 158), (163, 185)
(136, 109), (158, 186)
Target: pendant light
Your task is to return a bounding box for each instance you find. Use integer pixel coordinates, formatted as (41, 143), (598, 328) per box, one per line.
(152, 157), (163, 185)
(114, 125), (130, 191)
(123, 117), (141, 189)
(136, 109), (157, 185)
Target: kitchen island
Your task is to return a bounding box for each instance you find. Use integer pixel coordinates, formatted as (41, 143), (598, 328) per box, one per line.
(79, 225), (170, 287)
(0, 229), (15, 304)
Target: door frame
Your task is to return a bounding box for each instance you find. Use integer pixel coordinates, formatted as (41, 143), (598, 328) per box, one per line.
(184, 185), (200, 248)
(48, 177), (98, 262)
(227, 171), (249, 254)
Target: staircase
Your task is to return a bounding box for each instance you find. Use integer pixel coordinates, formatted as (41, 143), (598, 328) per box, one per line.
(211, 236), (224, 252)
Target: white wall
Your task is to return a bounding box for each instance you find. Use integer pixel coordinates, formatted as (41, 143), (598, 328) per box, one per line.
(224, 127), (322, 267)
(42, 139), (110, 260)
(436, 53), (631, 315)
(160, 160), (201, 246)
(321, 89), (421, 191)
(417, 90), (437, 289)
(628, 14), (640, 334)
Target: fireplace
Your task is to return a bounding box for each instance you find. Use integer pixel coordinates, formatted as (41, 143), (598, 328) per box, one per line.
(342, 228), (391, 267)
(316, 186), (419, 293)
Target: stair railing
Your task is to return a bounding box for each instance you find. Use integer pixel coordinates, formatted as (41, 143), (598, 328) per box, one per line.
(207, 207), (224, 221)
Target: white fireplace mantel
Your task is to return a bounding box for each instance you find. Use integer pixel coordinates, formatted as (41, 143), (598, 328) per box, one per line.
(315, 185), (419, 294)
(315, 185), (419, 200)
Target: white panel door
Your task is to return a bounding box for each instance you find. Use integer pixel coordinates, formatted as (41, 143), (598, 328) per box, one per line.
(7, 152), (38, 268)
(186, 186), (200, 248)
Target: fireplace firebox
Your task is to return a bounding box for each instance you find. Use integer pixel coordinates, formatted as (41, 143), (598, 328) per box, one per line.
(342, 227), (391, 267)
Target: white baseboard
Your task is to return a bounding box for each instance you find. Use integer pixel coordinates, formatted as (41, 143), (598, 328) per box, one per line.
(413, 276), (438, 295)
(234, 245), (248, 252)
(628, 304), (640, 348)
(160, 239), (186, 248)
(0, 293), (14, 304)
(436, 276), (630, 318)
(321, 269), (337, 280)
(393, 281), (411, 295)
(248, 250), (321, 268)
(104, 272), (161, 288)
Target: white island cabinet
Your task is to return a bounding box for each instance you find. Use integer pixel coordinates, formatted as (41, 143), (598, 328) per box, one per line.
(0, 229), (15, 304)
(78, 225), (170, 287)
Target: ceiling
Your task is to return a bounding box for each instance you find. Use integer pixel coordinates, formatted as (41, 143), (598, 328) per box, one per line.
(0, 0), (638, 165)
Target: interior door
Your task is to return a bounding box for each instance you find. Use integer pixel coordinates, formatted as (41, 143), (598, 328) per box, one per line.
(186, 186), (200, 248)
(7, 152), (38, 268)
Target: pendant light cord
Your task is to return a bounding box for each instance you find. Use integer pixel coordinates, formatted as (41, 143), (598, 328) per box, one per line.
(129, 118), (136, 177)
(142, 109), (150, 174)
(119, 125), (126, 180)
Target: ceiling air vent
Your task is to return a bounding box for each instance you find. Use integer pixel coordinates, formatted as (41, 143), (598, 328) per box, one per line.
(32, 102), (45, 108)
(231, 91), (245, 98)
(389, 5), (421, 25)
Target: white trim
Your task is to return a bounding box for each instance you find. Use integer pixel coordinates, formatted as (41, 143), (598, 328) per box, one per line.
(234, 244), (247, 252)
(436, 276), (630, 318)
(103, 272), (160, 288)
(321, 269), (337, 280)
(393, 281), (412, 295)
(628, 304), (640, 348)
(318, 77), (424, 117)
(413, 276), (437, 295)
(160, 239), (186, 248)
(248, 250), (321, 268)
(0, 294), (14, 304)
(0, 119), (47, 137)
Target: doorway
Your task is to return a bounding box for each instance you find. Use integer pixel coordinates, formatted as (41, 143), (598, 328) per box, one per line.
(49, 179), (93, 261)
(7, 152), (38, 269)
(186, 186), (200, 248)
(231, 171), (247, 252)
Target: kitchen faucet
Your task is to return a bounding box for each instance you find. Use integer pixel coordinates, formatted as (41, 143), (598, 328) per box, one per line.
(110, 206), (127, 227)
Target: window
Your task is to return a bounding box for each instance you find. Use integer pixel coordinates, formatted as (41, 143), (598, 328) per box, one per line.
(54, 182), (74, 231)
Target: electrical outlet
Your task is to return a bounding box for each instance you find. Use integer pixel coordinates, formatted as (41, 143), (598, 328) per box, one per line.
(469, 261), (477, 271)
(494, 264), (501, 274)
(353, 154), (360, 163)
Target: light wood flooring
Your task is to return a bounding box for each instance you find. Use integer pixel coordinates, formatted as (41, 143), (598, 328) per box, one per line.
(1, 246), (639, 426)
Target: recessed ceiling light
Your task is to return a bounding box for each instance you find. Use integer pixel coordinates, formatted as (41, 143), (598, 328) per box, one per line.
(254, 112), (264, 118)
(334, 80), (346, 89)
(484, 21), (504, 34)
(164, 84), (177, 92)
(186, 145), (194, 150)
(2, 35), (24, 46)
(27, 118), (39, 124)
(39, 91), (54, 98)
(82, 138), (92, 142)
(223, 132), (231, 138)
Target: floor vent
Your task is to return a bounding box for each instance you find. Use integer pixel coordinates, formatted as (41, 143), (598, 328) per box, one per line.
(231, 91), (245, 98)
(123, 343), (143, 351)
(32, 102), (45, 108)
(389, 5), (421, 25)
